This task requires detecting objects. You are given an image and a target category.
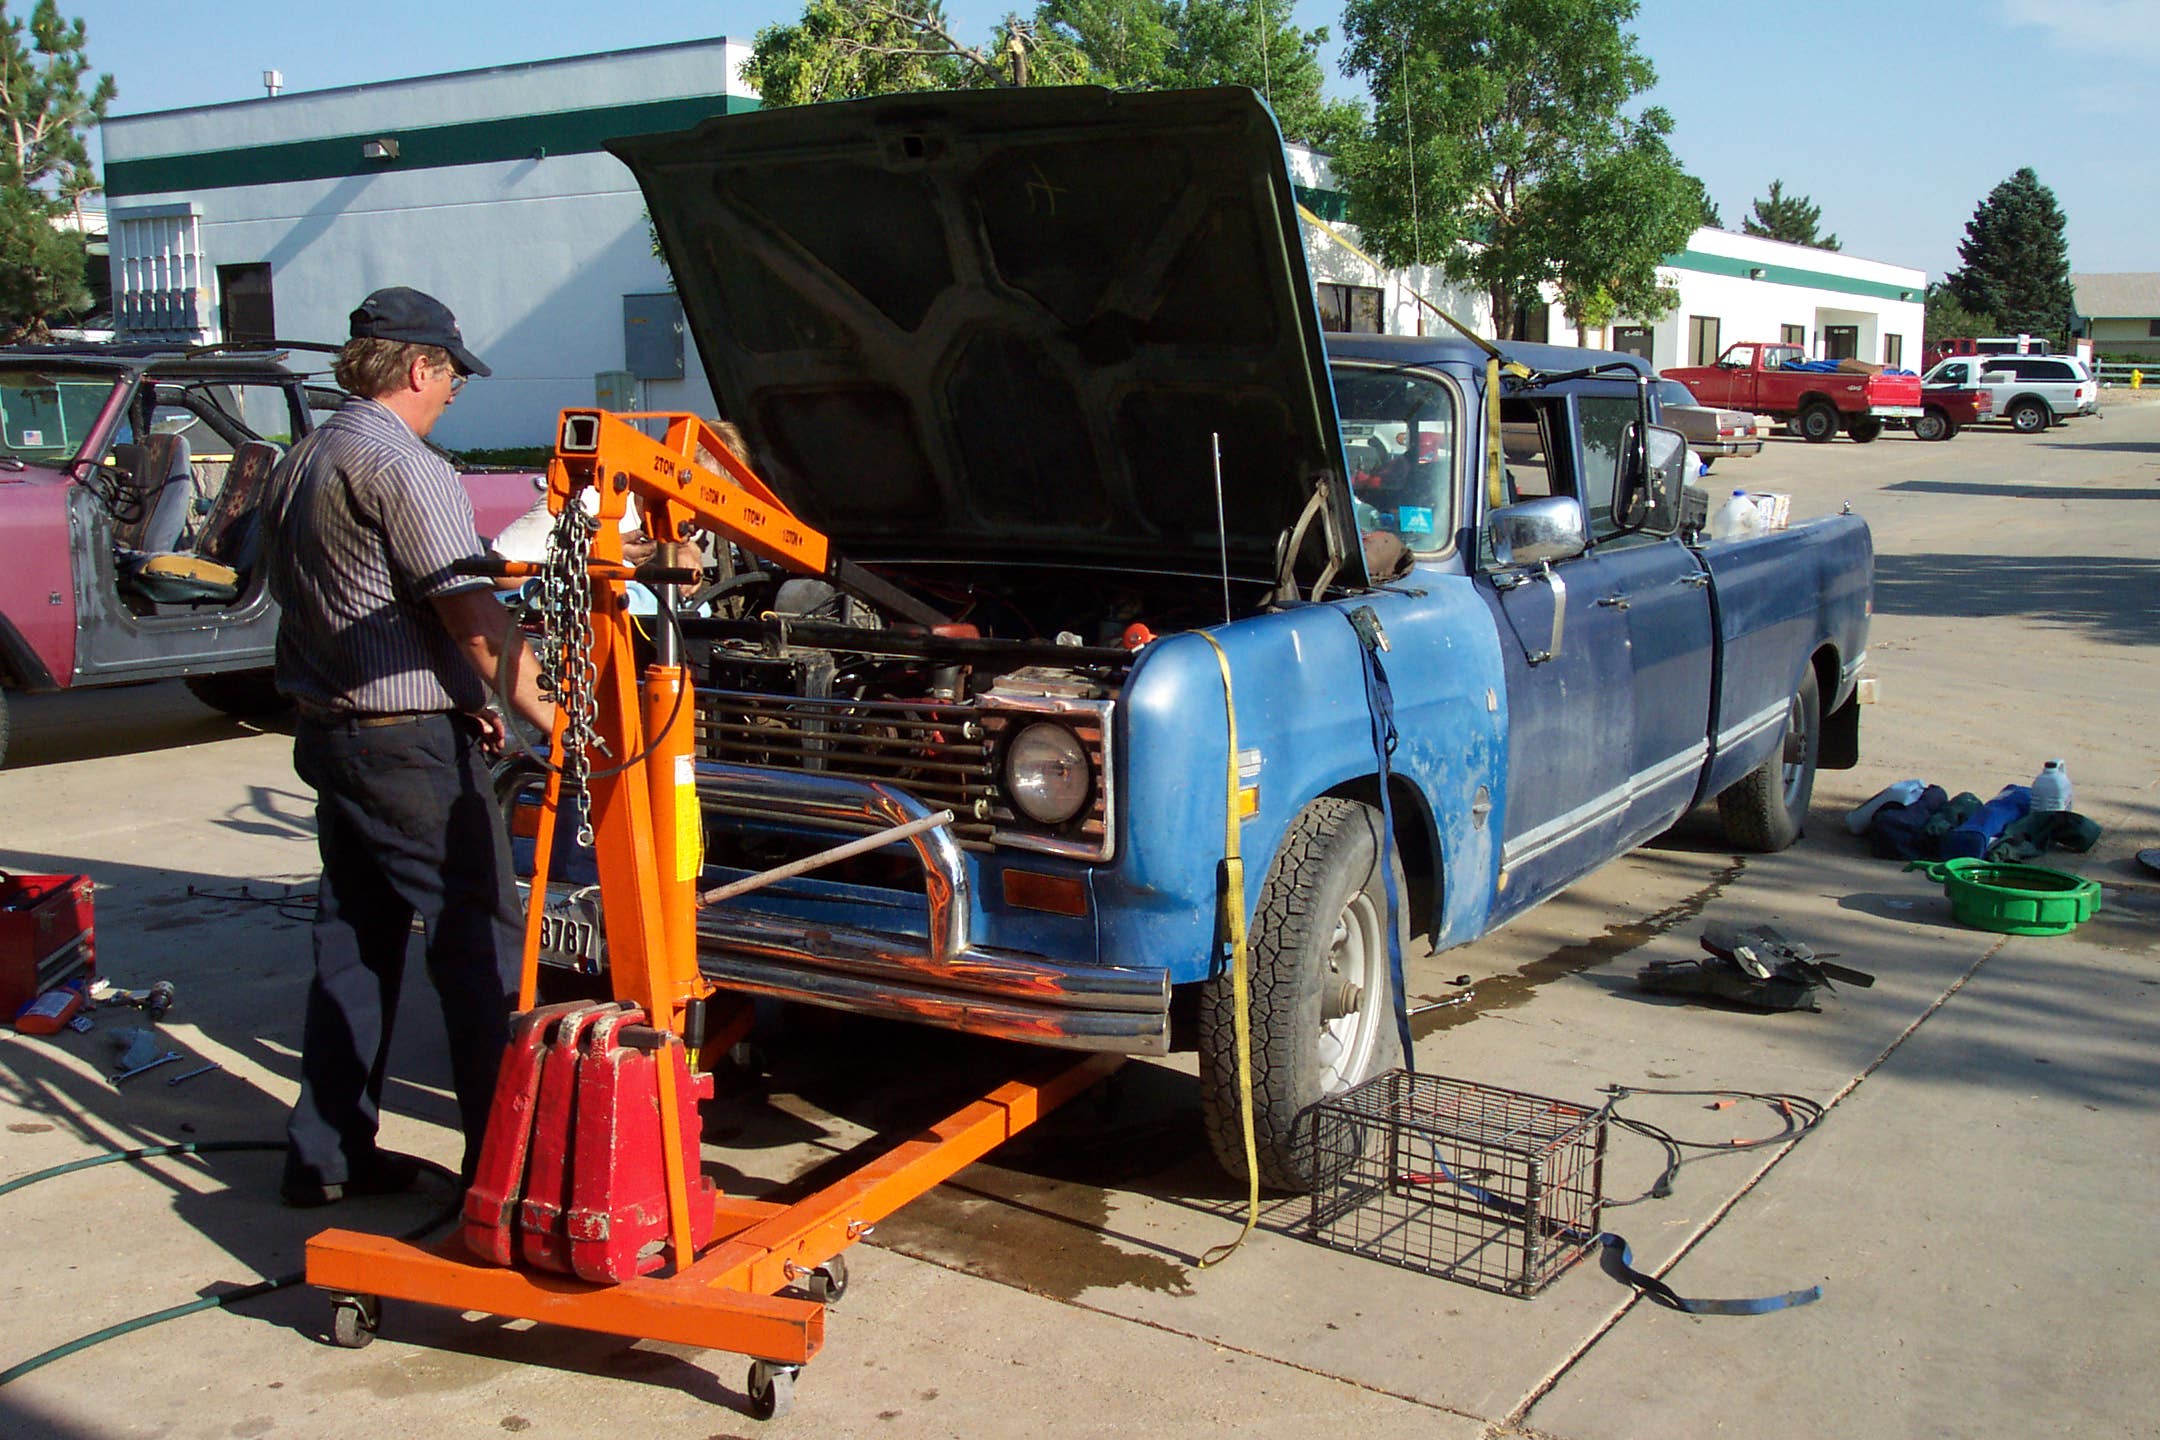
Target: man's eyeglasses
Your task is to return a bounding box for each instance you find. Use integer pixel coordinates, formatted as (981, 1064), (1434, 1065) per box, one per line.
(439, 366), (469, 395)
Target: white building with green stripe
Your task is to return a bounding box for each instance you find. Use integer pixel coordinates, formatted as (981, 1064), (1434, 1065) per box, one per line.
(100, 38), (755, 451)
(1288, 145), (1924, 375)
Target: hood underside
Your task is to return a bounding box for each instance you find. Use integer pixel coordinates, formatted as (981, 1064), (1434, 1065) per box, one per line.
(611, 86), (1358, 585)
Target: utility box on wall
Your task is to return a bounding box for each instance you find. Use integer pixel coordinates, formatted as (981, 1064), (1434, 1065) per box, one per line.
(595, 370), (637, 411)
(623, 293), (684, 381)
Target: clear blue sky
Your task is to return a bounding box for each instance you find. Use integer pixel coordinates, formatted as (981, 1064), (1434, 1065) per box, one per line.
(60, 0), (2158, 282)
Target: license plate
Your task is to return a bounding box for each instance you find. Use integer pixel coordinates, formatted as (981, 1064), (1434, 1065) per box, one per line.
(537, 896), (604, 975)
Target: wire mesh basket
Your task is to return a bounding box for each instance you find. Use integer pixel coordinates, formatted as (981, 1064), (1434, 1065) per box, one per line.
(1305, 1071), (1607, 1298)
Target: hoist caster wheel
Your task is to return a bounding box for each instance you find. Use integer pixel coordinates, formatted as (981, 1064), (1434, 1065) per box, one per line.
(329, 1294), (380, 1349)
(804, 1254), (849, 1306)
(747, 1360), (799, 1420)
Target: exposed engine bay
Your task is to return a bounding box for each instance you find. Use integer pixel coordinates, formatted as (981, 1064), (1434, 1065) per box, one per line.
(675, 559), (1269, 884)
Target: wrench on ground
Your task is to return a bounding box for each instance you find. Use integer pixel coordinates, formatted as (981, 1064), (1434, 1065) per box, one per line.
(112, 1051), (182, 1084)
(166, 1061), (221, 1086)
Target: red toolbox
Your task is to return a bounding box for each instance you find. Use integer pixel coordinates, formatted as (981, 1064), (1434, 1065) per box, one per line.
(0, 873), (95, 1022)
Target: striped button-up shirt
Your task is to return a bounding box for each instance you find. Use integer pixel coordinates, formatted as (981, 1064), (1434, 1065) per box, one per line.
(262, 396), (491, 716)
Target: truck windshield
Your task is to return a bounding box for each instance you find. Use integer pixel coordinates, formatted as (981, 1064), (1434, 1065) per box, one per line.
(1332, 364), (1458, 553)
(0, 369), (118, 466)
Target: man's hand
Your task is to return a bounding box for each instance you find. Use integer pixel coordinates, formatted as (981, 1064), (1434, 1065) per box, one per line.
(468, 708), (510, 757)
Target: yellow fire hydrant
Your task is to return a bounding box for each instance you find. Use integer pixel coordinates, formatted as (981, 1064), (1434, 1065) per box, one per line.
(2133, 369), (2144, 390)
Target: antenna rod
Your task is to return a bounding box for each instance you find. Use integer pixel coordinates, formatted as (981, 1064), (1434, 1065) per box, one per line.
(1212, 431), (1231, 626)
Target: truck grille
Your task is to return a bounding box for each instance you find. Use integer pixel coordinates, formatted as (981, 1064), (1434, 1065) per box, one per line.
(692, 688), (1113, 859)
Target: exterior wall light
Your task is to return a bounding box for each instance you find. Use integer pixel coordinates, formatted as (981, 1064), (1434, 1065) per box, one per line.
(1899, 290), (1915, 301)
(361, 138), (400, 161)
(1747, 266), (1767, 280)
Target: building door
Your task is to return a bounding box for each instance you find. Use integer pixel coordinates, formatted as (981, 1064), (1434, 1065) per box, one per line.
(216, 264), (274, 344)
(1823, 325), (1859, 360)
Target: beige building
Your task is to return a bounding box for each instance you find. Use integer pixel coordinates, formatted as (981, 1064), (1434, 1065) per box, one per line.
(2073, 273), (2160, 360)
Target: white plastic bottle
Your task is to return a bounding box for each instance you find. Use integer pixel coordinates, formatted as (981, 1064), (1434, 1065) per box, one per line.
(2031, 759), (2073, 813)
(1707, 488), (1758, 541)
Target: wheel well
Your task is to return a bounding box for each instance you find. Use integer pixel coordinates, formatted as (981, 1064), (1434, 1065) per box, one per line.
(2008, 392), (2051, 415)
(1811, 644), (1840, 710)
(1321, 773), (1439, 943)
(1797, 392), (1837, 412)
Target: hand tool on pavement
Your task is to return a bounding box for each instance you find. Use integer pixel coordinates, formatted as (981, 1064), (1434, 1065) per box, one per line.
(166, 1061), (221, 1086)
(98, 980), (176, 1022)
(112, 1051), (182, 1084)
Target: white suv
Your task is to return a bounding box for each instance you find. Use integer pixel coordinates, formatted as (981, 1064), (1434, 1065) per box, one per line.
(1922, 354), (2099, 433)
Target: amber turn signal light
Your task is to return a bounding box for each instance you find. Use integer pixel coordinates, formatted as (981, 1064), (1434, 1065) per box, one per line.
(1002, 869), (1088, 917)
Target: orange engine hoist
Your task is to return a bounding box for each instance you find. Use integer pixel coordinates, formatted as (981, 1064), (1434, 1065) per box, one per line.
(304, 410), (1115, 1419)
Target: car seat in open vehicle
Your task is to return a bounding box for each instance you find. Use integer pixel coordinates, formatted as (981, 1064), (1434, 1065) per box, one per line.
(125, 440), (281, 605)
(107, 432), (196, 554)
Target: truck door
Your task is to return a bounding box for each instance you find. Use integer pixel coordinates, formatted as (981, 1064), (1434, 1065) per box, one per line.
(1477, 398), (1633, 920)
(1572, 393), (1715, 842)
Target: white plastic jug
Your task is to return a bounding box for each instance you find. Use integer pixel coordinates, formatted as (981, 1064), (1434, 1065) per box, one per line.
(1707, 489), (1759, 542)
(2031, 759), (2073, 813)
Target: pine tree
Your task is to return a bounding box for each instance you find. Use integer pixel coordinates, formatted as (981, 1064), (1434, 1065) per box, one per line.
(1946, 168), (2074, 337)
(0, 1), (115, 339)
(1742, 180), (1838, 251)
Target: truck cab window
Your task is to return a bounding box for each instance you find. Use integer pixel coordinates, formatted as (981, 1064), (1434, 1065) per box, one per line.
(1331, 365), (1457, 553)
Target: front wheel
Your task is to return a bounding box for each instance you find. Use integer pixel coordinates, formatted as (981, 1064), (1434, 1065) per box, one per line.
(1912, 408), (1951, 442)
(1797, 403), (1840, 444)
(2009, 399), (2050, 434)
(1717, 667), (1822, 852)
(1844, 414), (1883, 443)
(1199, 797), (1405, 1193)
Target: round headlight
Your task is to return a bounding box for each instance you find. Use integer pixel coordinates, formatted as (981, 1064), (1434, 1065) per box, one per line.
(1003, 723), (1091, 825)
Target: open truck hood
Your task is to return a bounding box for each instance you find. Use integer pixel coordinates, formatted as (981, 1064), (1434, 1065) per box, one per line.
(611, 86), (1360, 586)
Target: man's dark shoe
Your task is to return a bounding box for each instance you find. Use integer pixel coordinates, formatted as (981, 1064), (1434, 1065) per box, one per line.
(280, 1151), (425, 1209)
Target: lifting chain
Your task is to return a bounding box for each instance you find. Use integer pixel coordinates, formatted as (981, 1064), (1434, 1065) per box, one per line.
(539, 495), (602, 846)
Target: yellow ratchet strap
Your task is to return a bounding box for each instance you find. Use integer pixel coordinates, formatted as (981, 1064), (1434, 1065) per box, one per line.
(1295, 202), (1530, 511)
(1196, 632), (1257, 1268)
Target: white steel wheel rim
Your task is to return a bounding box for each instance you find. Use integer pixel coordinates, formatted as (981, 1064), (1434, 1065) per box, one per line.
(1781, 691), (1811, 803)
(1317, 889), (1384, 1092)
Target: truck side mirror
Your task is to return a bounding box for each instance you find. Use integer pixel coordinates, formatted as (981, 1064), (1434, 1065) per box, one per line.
(1489, 495), (1589, 568)
(1613, 422), (1689, 536)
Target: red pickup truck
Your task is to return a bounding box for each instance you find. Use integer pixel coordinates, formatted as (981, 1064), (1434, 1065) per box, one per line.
(1663, 342), (1926, 444)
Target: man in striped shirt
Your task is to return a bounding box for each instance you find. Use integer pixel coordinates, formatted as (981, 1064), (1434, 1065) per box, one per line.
(263, 287), (554, 1207)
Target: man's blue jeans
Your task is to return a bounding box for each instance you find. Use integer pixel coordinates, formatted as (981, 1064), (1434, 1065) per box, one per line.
(286, 712), (520, 1187)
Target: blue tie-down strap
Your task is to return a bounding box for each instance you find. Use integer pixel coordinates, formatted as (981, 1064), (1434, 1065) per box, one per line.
(1595, 1232), (1823, 1316)
(1416, 1145), (1823, 1315)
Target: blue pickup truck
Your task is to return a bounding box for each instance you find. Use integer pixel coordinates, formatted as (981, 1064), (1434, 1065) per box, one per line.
(521, 85), (1873, 1191)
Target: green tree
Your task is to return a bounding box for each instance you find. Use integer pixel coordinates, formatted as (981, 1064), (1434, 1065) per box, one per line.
(1923, 282), (1991, 346)
(1741, 179), (1839, 250)
(1330, 0), (1701, 339)
(0, 0), (114, 339)
(1946, 167), (2073, 337)
(744, 0), (1356, 147)
(1696, 185), (1722, 231)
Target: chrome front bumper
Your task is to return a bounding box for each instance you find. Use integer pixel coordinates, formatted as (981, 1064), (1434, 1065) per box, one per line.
(524, 764), (1171, 1055)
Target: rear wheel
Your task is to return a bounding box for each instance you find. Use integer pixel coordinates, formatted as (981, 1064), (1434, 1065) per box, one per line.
(2009, 398), (2050, 433)
(184, 670), (289, 718)
(1199, 797), (1406, 1193)
(1797, 403), (1840, 444)
(1844, 414), (1884, 443)
(1717, 666), (1821, 853)
(1912, 408), (1951, 442)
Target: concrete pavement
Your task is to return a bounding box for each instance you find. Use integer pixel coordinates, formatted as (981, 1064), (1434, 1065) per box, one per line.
(1, 398), (2154, 1439)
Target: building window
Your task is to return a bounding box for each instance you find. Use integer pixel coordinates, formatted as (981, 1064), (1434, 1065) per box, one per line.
(1781, 324), (1806, 348)
(112, 203), (208, 341)
(1612, 325), (1652, 360)
(1509, 301), (1550, 344)
(216, 264), (274, 345)
(1882, 334), (1902, 369)
(1317, 283), (1383, 334)
(1690, 316), (1721, 366)
(2148, 318), (2160, 338)
(1823, 325), (1859, 361)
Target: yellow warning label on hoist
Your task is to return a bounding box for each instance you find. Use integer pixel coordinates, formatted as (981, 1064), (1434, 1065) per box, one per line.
(674, 754), (703, 883)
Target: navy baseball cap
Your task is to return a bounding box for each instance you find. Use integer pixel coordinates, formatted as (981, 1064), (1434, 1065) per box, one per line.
(349, 286), (491, 377)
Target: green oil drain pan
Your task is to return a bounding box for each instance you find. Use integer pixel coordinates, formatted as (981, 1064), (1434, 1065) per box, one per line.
(1906, 859), (2102, 936)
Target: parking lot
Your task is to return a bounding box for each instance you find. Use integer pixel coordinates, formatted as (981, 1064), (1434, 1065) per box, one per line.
(2, 400), (2157, 1440)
